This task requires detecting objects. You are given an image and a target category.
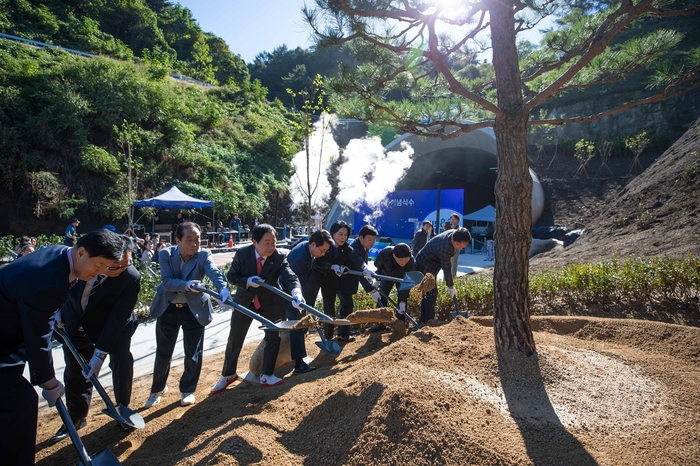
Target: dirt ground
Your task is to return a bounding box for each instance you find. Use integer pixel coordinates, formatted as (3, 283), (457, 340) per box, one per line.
(34, 120), (700, 465)
(35, 317), (700, 465)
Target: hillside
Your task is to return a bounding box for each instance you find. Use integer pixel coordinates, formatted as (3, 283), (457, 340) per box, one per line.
(530, 116), (700, 271)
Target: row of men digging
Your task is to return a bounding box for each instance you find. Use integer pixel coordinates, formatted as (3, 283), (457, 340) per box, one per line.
(0, 220), (470, 464)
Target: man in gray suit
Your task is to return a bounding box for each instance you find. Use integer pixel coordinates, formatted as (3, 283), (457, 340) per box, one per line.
(145, 222), (229, 407)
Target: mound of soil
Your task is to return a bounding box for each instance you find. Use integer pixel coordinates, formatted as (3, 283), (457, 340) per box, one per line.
(35, 316), (700, 465)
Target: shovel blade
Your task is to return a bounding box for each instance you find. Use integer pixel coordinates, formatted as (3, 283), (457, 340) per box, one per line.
(84, 448), (122, 466)
(450, 311), (469, 320)
(117, 405), (145, 429)
(315, 340), (341, 357)
(398, 271), (425, 291)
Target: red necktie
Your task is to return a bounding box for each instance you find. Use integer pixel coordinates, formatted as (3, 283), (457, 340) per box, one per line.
(253, 256), (264, 309)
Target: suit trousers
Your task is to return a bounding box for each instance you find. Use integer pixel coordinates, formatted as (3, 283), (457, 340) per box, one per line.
(151, 304), (205, 394)
(0, 366), (38, 466)
(57, 322), (137, 421)
(222, 307), (281, 376)
(285, 301), (306, 362)
(321, 277), (356, 340)
(421, 287), (439, 323)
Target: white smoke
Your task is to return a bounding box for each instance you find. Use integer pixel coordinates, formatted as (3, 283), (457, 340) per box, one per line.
(290, 113), (339, 211)
(337, 137), (414, 223)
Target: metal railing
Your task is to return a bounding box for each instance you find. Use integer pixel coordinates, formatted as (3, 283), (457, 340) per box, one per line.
(0, 32), (213, 87)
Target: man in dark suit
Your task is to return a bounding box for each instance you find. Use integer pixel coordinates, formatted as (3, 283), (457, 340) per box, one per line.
(0, 229), (124, 465)
(411, 220), (434, 254)
(146, 222), (229, 408)
(370, 243), (417, 330)
(281, 229), (334, 374)
(338, 225), (381, 342)
(49, 238), (141, 443)
(211, 224), (303, 393)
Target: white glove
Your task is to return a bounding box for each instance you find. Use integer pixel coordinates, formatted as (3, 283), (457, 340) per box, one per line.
(54, 310), (64, 329)
(186, 280), (203, 292)
(398, 302), (406, 314)
(370, 290), (381, 303)
(40, 378), (65, 407)
(331, 265), (347, 276)
(82, 351), (106, 379)
(449, 287), (457, 298)
(216, 287), (231, 306)
(362, 266), (376, 278)
(247, 276), (261, 288)
(291, 289), (305, 309)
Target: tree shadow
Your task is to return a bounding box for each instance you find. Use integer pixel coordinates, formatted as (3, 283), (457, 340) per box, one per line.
(497, 348), (599, 466)
(277, 382), (385, 465)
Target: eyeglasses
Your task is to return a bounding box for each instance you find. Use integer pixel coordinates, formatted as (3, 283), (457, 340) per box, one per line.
(107, 259), (133, 270)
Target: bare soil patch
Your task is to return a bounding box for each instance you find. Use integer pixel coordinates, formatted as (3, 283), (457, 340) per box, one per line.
(35, 316), (700, 465)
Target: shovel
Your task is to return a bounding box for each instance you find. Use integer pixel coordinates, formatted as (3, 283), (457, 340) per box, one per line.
(450, 295), (469, 319)
(192, 285), (309, 332)
(55, 398), (122, 465)
(54, 327), (145, 430)
(343, 269), (425, 291)
(373, 286), (424, 330)
(251, 278), (343, 357)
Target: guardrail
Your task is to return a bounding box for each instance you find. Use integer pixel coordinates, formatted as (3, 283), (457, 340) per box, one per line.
(0, 32), (213, 87)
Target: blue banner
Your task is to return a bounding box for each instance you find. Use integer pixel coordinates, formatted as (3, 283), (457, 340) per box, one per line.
(354, 189), (465, 240)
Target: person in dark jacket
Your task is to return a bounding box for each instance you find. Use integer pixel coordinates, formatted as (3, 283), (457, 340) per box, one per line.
(372, 243), (416, 327)
(281, 229), (334, 373)
(0, 230), (124, 465)
(337, 225), (381, 341)
(50, 238), (141, 443)
(308, 221), (365, 342)
(411, 220), (435, 254)
(212, 224), (303, 392)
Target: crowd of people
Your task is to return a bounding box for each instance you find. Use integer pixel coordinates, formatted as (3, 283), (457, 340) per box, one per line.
(0, 212), (470, 465)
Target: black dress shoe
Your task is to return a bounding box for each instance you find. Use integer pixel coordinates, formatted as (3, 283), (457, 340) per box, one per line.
(49, 418), (87, 445)
(294, 362), (316, 374)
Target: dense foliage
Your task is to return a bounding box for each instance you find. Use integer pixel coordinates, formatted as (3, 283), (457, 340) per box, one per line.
(0, 0), (303, 230)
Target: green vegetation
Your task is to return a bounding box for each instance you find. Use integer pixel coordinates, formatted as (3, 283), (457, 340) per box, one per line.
(0, 1), (306, 230)
(0, 40), (300, 225)
(349, 256), (700, 324)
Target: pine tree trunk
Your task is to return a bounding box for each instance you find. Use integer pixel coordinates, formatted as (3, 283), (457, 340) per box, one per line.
(490, 0), (536, 355)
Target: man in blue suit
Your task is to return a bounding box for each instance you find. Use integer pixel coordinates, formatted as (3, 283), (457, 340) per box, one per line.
(211, 224), (303, 393)
(50, 237), (142, 443)
(282, 229), (334, 374)
(0, 229), (124, 465)
(145, 222), (229, 408)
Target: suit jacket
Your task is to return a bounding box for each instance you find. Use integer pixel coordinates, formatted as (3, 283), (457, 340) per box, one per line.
(285, 241), (313, 291)
(340, 238), (375, 295)
(227, 244), (300, 322)
(150, 246), (228, 326)
(0, 246), (71, 385)
(60, 265), (140, 353)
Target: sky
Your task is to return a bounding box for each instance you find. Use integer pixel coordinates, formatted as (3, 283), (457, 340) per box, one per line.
(175, 1), (555, 64)
(175, 0), (315, 63)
